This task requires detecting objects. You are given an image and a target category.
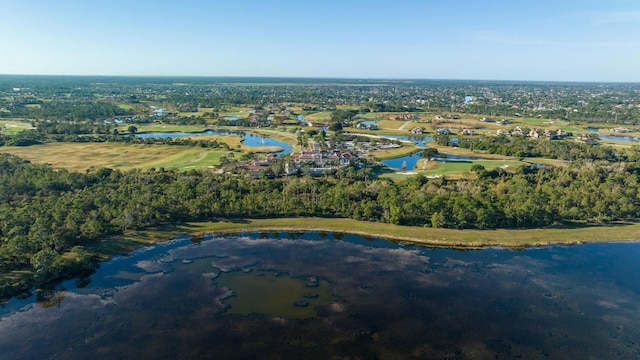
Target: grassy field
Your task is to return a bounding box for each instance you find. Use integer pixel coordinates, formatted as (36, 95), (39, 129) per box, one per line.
(0, 120), (35, 134)
(417, 159), (523, 174)
(304, 111), (332, 123)
(219, 107), (253, 118)
(113, 218), (640, 250)
(0, 142), (237, 171)
(118, 124), (209, 133)
(374, 120), (424, 131)
(371, 145), (418, 159)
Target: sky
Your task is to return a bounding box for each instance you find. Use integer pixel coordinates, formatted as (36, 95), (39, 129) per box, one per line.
(2, 0), (640, 82)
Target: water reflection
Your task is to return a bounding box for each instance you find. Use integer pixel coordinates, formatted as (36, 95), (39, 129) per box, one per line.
(134, 130), (293, 155)
(599, 135), (639, 142)
(1, 233), (640, 359)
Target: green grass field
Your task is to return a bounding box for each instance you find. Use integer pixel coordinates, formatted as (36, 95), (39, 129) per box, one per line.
(374, 120), (424, 131)
(420, 159), (523, 174)
(0, 120), (35, 135)
(372, 145), (418, 159)
(304, 111), (332, 123)
(0, 142), (236, 171)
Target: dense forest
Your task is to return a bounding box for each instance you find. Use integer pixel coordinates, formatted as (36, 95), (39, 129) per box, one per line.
(2, 152), (640, 296)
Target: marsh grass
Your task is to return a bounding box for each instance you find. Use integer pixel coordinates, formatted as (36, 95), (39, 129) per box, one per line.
(119, 218), (640, 250)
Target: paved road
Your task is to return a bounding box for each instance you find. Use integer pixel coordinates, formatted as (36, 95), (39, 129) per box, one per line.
(398, 121), (411, 130)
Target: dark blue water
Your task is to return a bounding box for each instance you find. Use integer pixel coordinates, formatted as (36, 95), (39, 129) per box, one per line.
(240, 133), (293, 155)
(2, 233), (640, 359)
(382, 153), (422, 170)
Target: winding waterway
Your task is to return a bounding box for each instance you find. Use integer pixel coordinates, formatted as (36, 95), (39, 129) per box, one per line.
(1, 232), (640, 359)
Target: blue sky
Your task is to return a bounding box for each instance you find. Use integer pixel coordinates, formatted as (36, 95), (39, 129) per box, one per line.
(2, 0), (640, 81)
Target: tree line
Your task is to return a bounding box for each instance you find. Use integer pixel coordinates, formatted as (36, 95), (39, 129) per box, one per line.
(457, 135), (621, 161)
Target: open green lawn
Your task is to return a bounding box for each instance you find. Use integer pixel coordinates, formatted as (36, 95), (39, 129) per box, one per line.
(419, 159), (524, 175)
(304, 111), (332, 123)
(372, 145), (418, 159)
(0, 120), (35, 134)
(0, 142), (237, 171)
(375, 120), (425, 131)
(218, 106), (253, 117)
(380, 159), (525, 180)
(512, 118), (583, 134)
(518, 117), (557, 126)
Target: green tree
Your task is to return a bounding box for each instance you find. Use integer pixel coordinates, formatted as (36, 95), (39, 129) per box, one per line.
(30, 248), (62, 282)
(421, 148), (439, 160)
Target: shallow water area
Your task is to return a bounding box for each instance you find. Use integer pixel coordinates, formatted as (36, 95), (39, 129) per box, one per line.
(215, 270), (333, 319)
(1, 232), (640, 359)
(599, 135), (639, 142)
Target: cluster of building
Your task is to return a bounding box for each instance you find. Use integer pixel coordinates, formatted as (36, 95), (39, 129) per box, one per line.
(242, 144), (355, 177)
(495, 126), (572, 139)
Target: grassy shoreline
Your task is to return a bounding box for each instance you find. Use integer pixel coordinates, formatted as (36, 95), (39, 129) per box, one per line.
(112, 217), (640, 251)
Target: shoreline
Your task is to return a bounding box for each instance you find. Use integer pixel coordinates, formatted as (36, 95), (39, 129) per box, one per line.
(3, 217), (640, 303)
(116, 217), (640, 250)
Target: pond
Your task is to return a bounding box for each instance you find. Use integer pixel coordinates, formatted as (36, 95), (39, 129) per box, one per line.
(382, 152), (486, 170)
(359, 120), (379, 126)
(1, 232), (640, 359)
(599, 135), (639, 142)
(382, 152), (422, 170)
(134, 131), (293, 155)
(381, 135), (434, 147)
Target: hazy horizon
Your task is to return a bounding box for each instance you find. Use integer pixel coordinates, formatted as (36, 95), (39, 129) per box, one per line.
(3, 0), (640, 82)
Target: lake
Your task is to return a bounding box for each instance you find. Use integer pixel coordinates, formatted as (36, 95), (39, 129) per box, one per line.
(382, 152), (422, 170)
(2, 232), (640, 359)
(135, 131), (293, 156)
(382, 152), (486, 170)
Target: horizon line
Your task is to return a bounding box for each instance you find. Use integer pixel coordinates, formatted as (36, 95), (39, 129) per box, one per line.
(1, 73), (639, 85)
